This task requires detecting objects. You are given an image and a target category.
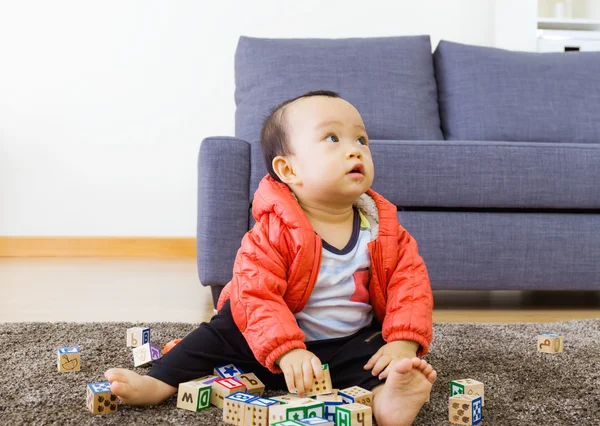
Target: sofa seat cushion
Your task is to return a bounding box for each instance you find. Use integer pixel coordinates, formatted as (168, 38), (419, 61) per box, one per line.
(368, 140), (600, 209)
(434, 40), (600, 144)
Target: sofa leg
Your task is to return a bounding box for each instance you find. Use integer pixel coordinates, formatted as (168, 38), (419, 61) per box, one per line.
(210, 285), (224, 309)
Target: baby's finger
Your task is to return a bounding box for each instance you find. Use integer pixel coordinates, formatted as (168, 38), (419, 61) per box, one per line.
(302, 361), (314, 393)
(283, 367), (296, 394)
(293, 364), (305, 396)
(363, 350), (382, 370)
(371, 355), (391, 376)
(311, 357), (324, 381)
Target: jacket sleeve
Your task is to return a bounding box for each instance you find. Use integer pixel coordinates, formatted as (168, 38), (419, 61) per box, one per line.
(381, 224), (434, 356)
(229, 221), (307, 373)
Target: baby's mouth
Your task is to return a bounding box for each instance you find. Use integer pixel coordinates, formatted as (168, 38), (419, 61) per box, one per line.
(348, 163), (365, 176)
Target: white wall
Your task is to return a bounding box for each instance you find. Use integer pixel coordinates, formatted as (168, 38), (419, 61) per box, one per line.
(1, 0), (505, 236)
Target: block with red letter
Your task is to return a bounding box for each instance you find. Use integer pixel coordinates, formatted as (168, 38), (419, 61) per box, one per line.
(211, 377), (247, 408)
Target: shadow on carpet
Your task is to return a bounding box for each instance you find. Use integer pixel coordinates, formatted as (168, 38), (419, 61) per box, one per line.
(1, 320), (599, 425)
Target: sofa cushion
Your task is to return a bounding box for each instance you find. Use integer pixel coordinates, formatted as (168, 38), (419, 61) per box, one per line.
(235, 35), (443, 147)
(367, 140), (600, 209)
(434, 41), (600, 143)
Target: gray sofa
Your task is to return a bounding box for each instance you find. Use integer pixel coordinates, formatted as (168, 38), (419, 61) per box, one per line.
(198, 36), (600, 308)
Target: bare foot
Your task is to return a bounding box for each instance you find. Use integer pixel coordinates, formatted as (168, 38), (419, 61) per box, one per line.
(372, 357), (437, 426)
(104, 368), (177, 406)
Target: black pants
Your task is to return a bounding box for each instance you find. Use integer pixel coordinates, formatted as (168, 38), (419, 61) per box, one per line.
(148, 300), (386, 391)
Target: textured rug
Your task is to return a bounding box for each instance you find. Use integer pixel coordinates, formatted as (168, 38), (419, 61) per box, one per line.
(1, 320), (598, 425)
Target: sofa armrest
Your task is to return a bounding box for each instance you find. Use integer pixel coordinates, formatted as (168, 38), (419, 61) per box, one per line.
(197, 137), (251, 302)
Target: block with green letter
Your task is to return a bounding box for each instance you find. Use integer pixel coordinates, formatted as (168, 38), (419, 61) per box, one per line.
(269, 399), (324, 424)
(177, 379), (212, 412)
(450, 378), (485, 406)
(335, 403), (372, 426)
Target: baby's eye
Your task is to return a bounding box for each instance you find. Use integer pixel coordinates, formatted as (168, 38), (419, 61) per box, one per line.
(325, 134), (339, 143)
(356, 136), (368, 145)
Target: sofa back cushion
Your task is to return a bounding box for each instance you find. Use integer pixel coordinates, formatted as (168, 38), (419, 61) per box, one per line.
(434, 41), (600, 143)
(235, 36), (443, 195)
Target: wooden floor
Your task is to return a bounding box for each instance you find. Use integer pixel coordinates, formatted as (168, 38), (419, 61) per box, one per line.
(1, 258), (599, 324)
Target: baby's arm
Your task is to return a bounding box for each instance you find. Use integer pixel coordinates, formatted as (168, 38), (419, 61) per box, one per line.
(381, 224), (434, 355)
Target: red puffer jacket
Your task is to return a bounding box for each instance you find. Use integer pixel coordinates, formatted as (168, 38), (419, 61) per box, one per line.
(217, 176), (433, 373)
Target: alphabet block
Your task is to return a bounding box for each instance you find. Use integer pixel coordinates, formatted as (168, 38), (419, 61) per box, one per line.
(86, 381), (118, 415)
(57, 346), (80, 372)
(271, 421), (303, 426)
(223, 392), (258, 425)
(338, 386), (373, 407)
(126, 327), (150, 348)
(450, 379), (485, 406)
(211, 377), (247, 408)
(270, 394), (304, 404)
(538, 333), (564, 353)
(177, 380), (212, 412)
(215, 363), (245, 378)
(243, 397), (280, 426)
(335, 403), (372, 426)
(305, 364), (333, 396)
(269, 399), (324, 424)
(449, 394), (482, 425)
(132, 342), (161, 367)
(235, 372), (265, 396)
(297, 417), (334, 426)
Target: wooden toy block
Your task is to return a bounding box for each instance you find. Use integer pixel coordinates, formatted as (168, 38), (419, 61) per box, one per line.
(224, 392), (258, 425)
(338, 386), (373, 407)
(57, 346), (80, 372)
(86, 381), (118, 415)
(126, 327), (150, 348)
(132, 342), (161, 367)
(335, 403), (372, 426)
(241, 396), (279, 426)
(449, 394), (483, 425)
(538, 333), (564, 353)
(177, 380), (212, 412)
(315, 393), (343, 402)
(450, 379), (485, 406)
(271, 421), (303, 426)
(215, 363), (245, 378)
(305, 364), (333, 396)
(235, 372), (265, 396)
(321, 400), (343, 423)
(270, 394), (304, 404)
(211, 377), (247, 408)
(269, 399), (324, 424)
(297, 417), (334, 426)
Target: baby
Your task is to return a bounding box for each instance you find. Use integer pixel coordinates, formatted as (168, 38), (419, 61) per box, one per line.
(105, 90), (436, 426)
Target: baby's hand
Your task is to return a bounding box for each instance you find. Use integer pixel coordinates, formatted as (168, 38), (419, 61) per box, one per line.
(364, 340), (419, 379)
(276, 349), (323, 396)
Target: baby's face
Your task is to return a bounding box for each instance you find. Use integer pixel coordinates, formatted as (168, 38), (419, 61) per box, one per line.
(283, 96), (374, 205)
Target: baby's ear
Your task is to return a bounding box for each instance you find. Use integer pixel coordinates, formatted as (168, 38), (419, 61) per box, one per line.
(272, 156), (301, 185)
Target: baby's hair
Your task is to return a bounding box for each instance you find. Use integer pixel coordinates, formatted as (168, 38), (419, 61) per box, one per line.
(260, 90), (341, 183)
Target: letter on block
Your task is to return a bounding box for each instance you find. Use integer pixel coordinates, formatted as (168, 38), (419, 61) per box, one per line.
(211, 377), (247, 408)
(177, 380), (212, 412)
(57, 346), (80, 372)
(335, 403), (372, 426)
(243, 397), (279, 426)
(450, 379), (485, 406)
(269, 399), (324, 424)
(223, 392), (258, 425)
(449, 394), (482, 425)
(86, 381), (118, 415)
(126, 327), (150, 348)
(236, 372), (265, 396)
(132, 342), (161, 367)
(538, 333), (564, 353)
(297, 417), (334, 426)
(338, 386), (373, 407)
(271, 421), (303, 426)
(215, 363), (245, 378)
(305, 364), (333, 396)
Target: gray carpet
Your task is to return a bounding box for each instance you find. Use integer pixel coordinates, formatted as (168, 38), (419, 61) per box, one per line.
(1, 320), (599, 425)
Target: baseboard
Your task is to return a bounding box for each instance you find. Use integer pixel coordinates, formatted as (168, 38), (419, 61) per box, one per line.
(0, 237), (196, 257)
